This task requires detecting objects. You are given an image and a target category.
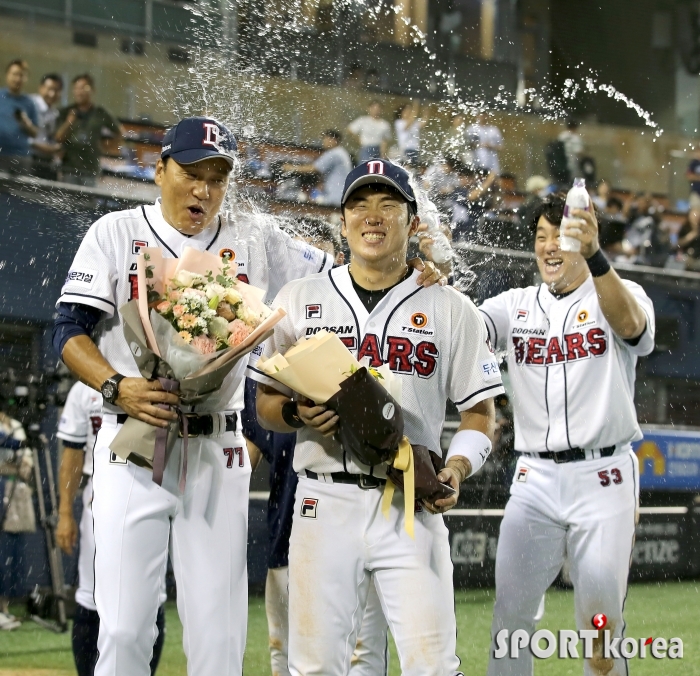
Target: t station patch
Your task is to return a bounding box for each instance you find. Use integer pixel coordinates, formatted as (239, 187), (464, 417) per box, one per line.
(300, 498), (318, 518)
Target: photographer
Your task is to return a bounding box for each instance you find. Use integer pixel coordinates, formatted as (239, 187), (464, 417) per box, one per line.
(0, 407), (34, 631)
(0, 59), (39, 174)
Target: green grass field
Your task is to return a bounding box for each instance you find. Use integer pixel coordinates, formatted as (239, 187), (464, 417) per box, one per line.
(0, 581), (697, 675)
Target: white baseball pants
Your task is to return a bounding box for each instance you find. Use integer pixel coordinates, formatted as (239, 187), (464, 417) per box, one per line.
(265, 565), (390, 676)
(75, 477), (167, 612)
(91, 417), (251, 676)
(487, 448), (639, 676)
(76, 478), (96, 611)
(287, 476), (462, 676)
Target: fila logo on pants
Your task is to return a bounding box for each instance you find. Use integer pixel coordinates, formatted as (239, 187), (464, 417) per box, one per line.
(301, 498), (318, 519)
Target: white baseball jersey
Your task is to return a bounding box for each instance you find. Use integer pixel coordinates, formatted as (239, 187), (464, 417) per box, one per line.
(57, 199), (333, 414)
(57, 381), (102, 475)
(479, 275), (655, 453)
(249, 265), (504, 475)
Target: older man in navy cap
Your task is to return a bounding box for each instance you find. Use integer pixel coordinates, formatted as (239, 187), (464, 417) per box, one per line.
(53, 123), (443, 676)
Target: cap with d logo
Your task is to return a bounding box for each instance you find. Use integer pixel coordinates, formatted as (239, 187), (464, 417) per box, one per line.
(341, 159), (416, 206)
(161, 116), (237, 168)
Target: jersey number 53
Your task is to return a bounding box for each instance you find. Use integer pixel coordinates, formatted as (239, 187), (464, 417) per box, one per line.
(598, 468), (622, 487)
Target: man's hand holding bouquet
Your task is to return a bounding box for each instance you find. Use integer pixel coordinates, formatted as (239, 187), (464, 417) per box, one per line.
(256, 330), (454, 537)
(110, 246), (285, 490)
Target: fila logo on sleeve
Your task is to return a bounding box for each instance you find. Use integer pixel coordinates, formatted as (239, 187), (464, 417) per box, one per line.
(367, 160), (384, 174)
(301, 498), (318, 518)
(132, 240), (148, 255)
(306, 304), (322, 319)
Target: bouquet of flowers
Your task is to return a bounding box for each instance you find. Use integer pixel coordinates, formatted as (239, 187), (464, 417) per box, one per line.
(110, 245), (285, 488)
(152, 262), (267, 355)
(257, 330), (454, 538)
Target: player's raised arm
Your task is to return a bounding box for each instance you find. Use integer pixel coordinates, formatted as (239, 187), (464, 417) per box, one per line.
(564, 203), (648, 340)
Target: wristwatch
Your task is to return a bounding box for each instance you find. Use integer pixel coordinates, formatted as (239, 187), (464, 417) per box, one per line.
(100, 374), (125, 405)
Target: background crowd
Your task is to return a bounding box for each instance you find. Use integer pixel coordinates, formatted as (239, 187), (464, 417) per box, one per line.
(2, 57), (699, 271)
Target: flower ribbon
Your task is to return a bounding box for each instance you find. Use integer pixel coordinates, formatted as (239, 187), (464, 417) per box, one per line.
(153, 377), (188, 493)
(381, 436), (415, 539)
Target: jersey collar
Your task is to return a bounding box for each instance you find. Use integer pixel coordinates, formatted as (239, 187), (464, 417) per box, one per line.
(540, 274), (593, 307)
(141, 199), (221, 258)
(329, 265), (423, 337)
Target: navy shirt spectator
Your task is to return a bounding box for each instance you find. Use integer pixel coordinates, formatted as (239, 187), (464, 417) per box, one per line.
(0, 59), (38, 171)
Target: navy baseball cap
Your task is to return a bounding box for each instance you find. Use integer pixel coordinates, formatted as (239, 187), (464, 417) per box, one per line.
(161, 116), (237, 168)
(341, 159), (416, 207)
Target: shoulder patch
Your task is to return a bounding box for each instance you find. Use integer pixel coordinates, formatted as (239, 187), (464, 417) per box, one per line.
(480, 358), (501, 383)
(65, 268), (97, 289)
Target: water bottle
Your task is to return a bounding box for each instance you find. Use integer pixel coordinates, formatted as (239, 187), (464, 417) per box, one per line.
(560, 178), (589, 253)
(419, 204), (453, 264)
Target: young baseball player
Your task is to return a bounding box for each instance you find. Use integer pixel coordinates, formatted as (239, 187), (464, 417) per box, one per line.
(56, 380), (166, 676)
(480, 194), (655, 676)
(252, 160), (503, 676)
(52, 118), (441, 676)
(242, 217), (390, 676)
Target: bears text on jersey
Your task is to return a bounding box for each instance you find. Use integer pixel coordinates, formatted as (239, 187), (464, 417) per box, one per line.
(512, 327), (607, 365)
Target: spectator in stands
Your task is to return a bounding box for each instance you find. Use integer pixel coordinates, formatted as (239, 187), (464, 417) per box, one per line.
(466, 111), (503, 175)
(365, 68), (381, 90)
(605, 196), (627, 222)
(558, 118), (583, 182)
(345, 64), (365, 90)
(599, 198), (627, 259)
(394, 100), (425, 166)
(291, 215), (344, 265)
(518, 175), (550, 233)
(685, 145), (700, 210)
(0, 59), (38, 174)
(592, 178), (610, 210)
(624, 192), (670, 267)
(677, 208), (700, 269)
(29, 73), (63, 180)
(421, 155), (461, 212)
(281, 129), (352, 207)
(444, 112), (479, 167)
(347, 101), (392, 164)
(55, 74), (123, 187)
(450, 163), (498, 241)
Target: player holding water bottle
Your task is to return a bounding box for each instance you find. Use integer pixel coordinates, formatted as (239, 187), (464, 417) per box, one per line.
(480, 188), (655, 676)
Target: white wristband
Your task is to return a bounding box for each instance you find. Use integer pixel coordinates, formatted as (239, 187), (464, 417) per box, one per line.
(446, 430), (492, 478)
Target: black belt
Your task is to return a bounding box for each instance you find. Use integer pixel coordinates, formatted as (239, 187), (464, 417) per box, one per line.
(305, 469), (386, 489)
(116, 412), (238, 438)
(526, 445), (616, 464)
